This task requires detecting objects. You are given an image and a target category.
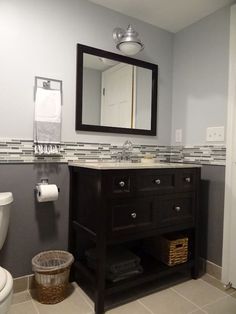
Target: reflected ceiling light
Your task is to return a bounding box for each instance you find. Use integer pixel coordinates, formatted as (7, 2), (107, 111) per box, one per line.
(98, 57), (118, 66)
(112, 25), (144, 56)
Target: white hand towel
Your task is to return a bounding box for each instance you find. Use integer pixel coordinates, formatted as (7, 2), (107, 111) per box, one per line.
(35, 87), (61, 123)
(34, 87), (62, 149)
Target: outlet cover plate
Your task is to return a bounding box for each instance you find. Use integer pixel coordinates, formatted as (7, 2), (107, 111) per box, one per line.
(206, 126), (224, 142)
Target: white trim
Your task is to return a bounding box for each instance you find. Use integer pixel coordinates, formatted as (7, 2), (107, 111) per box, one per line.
(132, 66), (137, 128)
(222, 4), (236, 286)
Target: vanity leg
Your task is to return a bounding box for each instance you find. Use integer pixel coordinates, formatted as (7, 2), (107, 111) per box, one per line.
(191, 222), (200, 279)
(191, 259), (199, 279)
(95, 260), (106, 314)
(95, 234), (106, 314)
(191, 228), (199, 279)
(95, 289), (105, 314)
(192, 168), (200, 280)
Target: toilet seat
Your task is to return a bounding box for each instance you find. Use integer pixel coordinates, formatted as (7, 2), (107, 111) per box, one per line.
(0, 193), (13, 206)
(0, 267), (7, 292)
(0, 267), (13, 301)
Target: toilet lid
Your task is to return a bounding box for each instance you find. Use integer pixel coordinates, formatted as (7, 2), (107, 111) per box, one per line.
(0, 192), (13, 206)
(0, 267), (7, 292)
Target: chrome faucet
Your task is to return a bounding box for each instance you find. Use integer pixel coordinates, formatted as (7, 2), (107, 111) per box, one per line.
(117, 140), (133, 162)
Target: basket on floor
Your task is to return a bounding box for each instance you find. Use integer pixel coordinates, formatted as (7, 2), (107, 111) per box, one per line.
(32, 250), (74, 304)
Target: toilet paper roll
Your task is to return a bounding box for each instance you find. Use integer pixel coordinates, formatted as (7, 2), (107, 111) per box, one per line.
(36, 184), (59, 202)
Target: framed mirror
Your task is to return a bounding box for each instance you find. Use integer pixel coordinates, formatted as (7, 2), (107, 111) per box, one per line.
(76, 44), (158, 135)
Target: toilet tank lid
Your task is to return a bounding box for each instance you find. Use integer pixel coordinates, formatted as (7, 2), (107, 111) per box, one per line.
(0, 193), (13, 206)
(0, 267), (7, 292)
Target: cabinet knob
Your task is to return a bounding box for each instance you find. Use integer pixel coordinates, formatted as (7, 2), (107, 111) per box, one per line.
(131, 212), (137, 219)
(174, 206), (181, 212)
(155, 179), (161, 185)
(119, 181), (125, 187)
(185, 177), (191, 183)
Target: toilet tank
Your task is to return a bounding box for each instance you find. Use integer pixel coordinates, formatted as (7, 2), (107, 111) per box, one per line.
(0, 193), (13, 250)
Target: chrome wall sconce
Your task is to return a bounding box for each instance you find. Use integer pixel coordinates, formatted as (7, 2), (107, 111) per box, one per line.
(112, 25), (144, 56)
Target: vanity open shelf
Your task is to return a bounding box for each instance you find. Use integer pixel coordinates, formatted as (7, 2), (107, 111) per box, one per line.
(68, 162), (201, 314)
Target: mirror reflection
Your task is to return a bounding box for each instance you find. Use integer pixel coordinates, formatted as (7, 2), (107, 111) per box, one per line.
(82, 53), (152, 130)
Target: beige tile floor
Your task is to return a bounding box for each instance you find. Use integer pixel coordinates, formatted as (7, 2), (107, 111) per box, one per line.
(9, 274), (236, 314)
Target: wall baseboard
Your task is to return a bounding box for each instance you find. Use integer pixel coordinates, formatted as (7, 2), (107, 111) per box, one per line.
(13, 259), (222, 293)
(206, 260), (222, 280)
(200, 258), (222, 281)
(13, 274), (35, 293)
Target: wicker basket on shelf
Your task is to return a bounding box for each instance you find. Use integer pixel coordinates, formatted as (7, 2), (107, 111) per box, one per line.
(160, 235), (188, 267)
(32, 250), (74, 304)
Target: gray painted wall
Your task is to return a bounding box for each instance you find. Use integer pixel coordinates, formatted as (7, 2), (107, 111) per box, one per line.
(83, 68), (101, 125)
(0, 0), (173, 145)
(200, 165), (225, 266)
(171, 6), (230, 145)
(0, 164), (69, 277)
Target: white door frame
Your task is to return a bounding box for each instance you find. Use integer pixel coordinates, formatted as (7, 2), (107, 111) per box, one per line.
(222, 4), (236, 286)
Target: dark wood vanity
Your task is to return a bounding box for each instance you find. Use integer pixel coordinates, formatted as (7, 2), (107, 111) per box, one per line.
(68, 163), (201, 314)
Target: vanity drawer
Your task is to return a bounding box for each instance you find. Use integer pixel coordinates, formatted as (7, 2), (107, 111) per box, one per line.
(103, 171), (134, 196)
(109, 198), (157, 236)
(176, 169), (197, 192)
(112, 175), (131, 193)
(157, 193), (195, 228)
(136, 170), (175, 194)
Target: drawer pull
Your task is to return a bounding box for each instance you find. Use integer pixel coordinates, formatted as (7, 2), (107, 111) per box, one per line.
(119, 181), (125, 188)
(131, 212), (137, 219)
(174, 206), (181, 212)
(155, 179), (161, 185)
(185, 177), (191, 183)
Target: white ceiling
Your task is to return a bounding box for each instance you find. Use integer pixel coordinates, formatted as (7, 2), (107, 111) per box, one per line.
(88, 0), (235, 33)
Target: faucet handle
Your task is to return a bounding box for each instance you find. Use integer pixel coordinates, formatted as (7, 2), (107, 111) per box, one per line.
(115, 152), (122, 162)
(123, 140), (133, 152)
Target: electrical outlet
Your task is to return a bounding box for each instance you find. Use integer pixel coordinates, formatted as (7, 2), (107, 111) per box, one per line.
(175, 129), (182, 143)
(206, 127), (224, 142)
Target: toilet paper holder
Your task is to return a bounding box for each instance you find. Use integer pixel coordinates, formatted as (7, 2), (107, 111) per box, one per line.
(35, 178), (60, 196)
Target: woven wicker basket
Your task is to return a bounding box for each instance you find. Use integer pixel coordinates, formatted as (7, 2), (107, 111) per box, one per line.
(32, 250), (74, 304)
(160, 235), (188, 267)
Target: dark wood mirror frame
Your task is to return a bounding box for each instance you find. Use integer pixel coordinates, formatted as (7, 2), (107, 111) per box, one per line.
(75, 44), (158, 136)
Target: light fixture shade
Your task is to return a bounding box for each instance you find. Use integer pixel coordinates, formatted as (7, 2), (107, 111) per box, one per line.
(117, 42), (143, 55)
(113, 25), (144, 55)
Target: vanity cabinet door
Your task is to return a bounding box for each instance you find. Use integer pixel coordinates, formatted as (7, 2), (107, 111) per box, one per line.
(108, 197), (157, 236)
(157, 193), (195, 228)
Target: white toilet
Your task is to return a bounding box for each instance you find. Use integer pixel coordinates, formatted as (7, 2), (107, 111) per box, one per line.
(0, 192), (14, 314)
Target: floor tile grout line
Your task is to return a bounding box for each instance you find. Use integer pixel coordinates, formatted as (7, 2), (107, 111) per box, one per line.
(203, 273), (221, 281)
(30, 299), (40, 314)
(229, 290), (236, 296)
(11, 299), (34, 307)
(12, 290), (32, 306)
(201, 294), (233, 310)
(170, 287), (204, 312)
(187, 309), (208, 314)
(201, 275), (236, 295)
(171, 284), (232, 312)
(73, 285), (94, 310)
(137, 299), (155, 314)
(198, 278), (229, 296)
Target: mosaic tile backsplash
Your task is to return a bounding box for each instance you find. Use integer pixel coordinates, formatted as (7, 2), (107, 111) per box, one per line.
(0, 139), (226, 165)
